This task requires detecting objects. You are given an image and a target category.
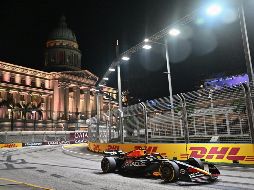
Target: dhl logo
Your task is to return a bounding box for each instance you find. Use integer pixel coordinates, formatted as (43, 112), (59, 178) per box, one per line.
(0, 144), (19, 148)
(182, 147), (254, 161)
(134, 146), (166, 155)
(93, 144), (100, 152)
(107, 145), (119, 151)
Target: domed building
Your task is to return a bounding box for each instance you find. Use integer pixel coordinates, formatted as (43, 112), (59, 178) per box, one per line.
(0, 16), (117, 131)
(45, 16), (82, 71)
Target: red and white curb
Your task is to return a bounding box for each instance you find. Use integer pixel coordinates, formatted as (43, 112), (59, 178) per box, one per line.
(61, 145), (103, 157)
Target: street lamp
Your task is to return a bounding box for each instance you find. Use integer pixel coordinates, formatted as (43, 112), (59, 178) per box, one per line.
(142, 29), (180, 137)
(169, 28), (181, 36)
(96, 40), (126, 143)
(142, 28), (180, 109)
(142, 44), (152, 50)
(122, 56), (130, 61)
(118, 55), (129, 143)
(109, 68), (115, 72)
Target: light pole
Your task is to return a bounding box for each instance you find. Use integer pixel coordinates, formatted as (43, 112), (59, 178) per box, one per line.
(238, 0), (254, 84)
(143, 28), (180, 135)
(116, 41), (124, 143)
(99, 40), (127, 143)
(205, 2), (253, 83)
(164, 39), (176, 137)
(116, 41), (130, 143)
(143, 28), (180, 98)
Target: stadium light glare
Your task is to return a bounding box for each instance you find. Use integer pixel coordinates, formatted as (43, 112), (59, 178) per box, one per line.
(169, 28), (180, 36)
(121, 56), (130, 61)
(206, 4), (222, 16)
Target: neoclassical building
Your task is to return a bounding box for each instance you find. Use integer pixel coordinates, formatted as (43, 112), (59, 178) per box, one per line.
(0, 16), (117, 131)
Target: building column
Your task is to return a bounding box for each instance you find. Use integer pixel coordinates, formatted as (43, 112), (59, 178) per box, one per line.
(13, 91), (20, 119)
(52, 80), (60, 120)
(85, 91), (91, 118)
(80, 94), (85, 117)
(41, 95), (48, 120)
(3, 72), (10, 82)
(0, 89), (8, 119)
(59, 86), (65, 119)
(64, 87), (69, 120)
(73, 86), (80, 119)
(47, 95), (52, 119)
(26, 93), (32, 104)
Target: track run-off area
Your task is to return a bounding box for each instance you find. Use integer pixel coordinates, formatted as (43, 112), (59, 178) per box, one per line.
(0, 144), (254, 190)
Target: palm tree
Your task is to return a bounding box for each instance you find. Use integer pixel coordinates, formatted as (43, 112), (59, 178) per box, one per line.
(20, 102), (32, 130)
(31, 103), (43, 131)
(0, 96), (17, 131)
(17, 102), (42, 131)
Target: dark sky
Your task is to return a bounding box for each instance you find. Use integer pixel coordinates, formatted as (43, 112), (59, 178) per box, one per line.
(0, 0), (254, 102)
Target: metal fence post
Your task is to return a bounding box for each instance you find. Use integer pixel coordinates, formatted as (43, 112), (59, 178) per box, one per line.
(242, 84), (254, 143)
(140, 102), (148, 144)
(5, 131), (7, 143)
(179, 93), (189, 144)
(118, 109), (124, 143)
(96, 93), (100, 142)
(108, 94), (112, 142)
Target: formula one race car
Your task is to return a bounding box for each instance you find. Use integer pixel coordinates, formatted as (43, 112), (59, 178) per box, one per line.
(101, 149), (220, 183)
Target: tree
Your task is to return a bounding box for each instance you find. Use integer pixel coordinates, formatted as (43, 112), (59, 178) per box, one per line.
(20, 102), (32, 130)
(31, 103), (43, 131)
(0, 96), (17, 131)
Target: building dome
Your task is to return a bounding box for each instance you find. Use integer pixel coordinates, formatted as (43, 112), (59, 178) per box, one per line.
(48, 16), (77, 42)
(44, 16), (82, 72)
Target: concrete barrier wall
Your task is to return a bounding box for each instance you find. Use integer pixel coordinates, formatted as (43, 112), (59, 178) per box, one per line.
(0, 131), (88, 148)
(88, 142), (254, 164)
(0, 131), (88, 144)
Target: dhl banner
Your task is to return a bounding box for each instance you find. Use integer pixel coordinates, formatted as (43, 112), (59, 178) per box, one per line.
(88, 142), (254, 164)
(0, 143), (22, 149)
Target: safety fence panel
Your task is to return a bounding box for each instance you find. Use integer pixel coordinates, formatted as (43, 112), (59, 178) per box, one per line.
(145, 96), (186, 143)
(122, 104), (145, 143)
(88, 118), (119, 143)
(183, 85), (251, 143)
(90, 84), (254, 144)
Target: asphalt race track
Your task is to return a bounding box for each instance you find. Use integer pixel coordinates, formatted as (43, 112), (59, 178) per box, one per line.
(0, 144), (254, 190)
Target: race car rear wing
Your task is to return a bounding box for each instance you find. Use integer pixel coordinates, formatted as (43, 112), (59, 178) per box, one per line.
(103, 150), (125, 157)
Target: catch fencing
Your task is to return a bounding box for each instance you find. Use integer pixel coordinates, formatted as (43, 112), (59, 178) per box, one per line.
(90, 84), (254, 144)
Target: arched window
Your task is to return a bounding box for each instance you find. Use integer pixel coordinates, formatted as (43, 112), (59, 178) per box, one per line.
(10, 75), (15, 83)
(58, 51), (64, 64)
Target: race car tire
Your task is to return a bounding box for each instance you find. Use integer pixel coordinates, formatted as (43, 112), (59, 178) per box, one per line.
(187, 157), (204, 170)
(160, 161), (180, 183)
(101, 157), (117, 173)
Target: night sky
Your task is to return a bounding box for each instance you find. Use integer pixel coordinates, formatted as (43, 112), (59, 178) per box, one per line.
(0, 0), (254, 103)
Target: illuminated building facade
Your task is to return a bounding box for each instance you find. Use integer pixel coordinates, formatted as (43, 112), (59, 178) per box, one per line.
(0, 16), (117, 131)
